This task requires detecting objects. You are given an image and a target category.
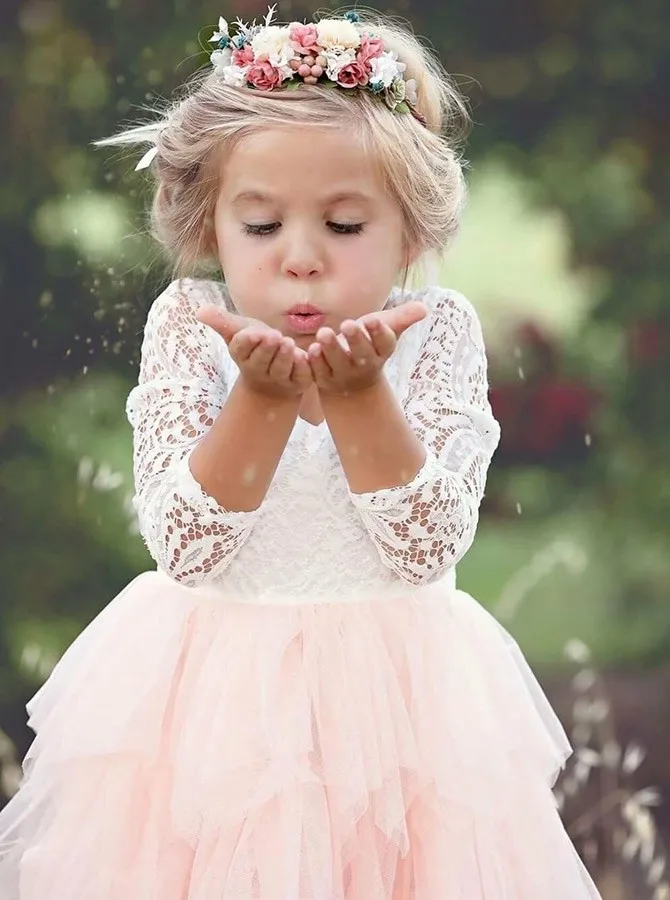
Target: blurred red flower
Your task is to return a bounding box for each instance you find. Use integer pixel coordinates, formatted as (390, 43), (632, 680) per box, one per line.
(490, 320), (600, 465)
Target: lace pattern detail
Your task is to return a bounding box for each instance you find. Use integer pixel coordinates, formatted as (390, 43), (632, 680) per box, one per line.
(125, 279), (499, 594)
(126, 280), (258, 583)
(350, 289), (500, 584)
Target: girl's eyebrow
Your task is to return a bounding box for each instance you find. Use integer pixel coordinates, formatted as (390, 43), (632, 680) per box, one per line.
(231, 189), (375, 206)
(231, 190), (273, 205)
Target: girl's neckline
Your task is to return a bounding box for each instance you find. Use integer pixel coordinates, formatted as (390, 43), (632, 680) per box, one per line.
(299, 415), (325, 427)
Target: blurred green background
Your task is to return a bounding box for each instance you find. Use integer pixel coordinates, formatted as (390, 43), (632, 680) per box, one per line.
(1, 0), (669, 894)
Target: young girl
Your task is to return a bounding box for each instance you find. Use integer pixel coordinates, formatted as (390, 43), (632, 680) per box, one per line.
(0, 9), (602, 899)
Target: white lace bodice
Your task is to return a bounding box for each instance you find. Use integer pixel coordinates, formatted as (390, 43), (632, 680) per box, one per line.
(125, 278), (500, 599)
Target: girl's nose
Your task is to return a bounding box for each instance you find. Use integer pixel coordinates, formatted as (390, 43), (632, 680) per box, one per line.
(283, 259), (322, 278)
(280, 232), (324, 279)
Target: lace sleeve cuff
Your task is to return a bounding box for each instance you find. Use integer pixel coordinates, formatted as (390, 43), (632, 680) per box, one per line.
(347, 452), (442, 512)
(175, 451), (261, 524)
(135, 450), (260, 586)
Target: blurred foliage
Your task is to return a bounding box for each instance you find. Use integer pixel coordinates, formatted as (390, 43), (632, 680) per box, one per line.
(1, 0), (669, 762)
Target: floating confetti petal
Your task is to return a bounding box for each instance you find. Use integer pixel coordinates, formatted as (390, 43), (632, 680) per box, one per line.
(135, 146), (158, 171)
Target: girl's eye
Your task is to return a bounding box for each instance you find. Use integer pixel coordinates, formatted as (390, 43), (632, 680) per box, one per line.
(243, 222), (365, 237)
(243, 223), (279, 236)
(328, 222), (365, 235)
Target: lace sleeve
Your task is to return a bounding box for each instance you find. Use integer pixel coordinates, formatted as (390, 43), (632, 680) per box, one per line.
(125, 278), (258, 586)
(349, 289), (500, 586)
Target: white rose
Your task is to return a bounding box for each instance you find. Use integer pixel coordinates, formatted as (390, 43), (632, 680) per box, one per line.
(369, 51), (406, 88)
(219, 64), (249, 87)
(324, 47), (356, 80)
(251, 25), (293, 62)
(316, 19), (361, 50)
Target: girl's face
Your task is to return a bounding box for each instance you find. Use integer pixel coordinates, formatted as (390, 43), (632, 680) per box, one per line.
(213, 125), (413, 344)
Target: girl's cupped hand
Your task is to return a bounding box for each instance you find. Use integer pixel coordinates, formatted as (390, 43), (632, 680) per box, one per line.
(197, 300), (427, 400)
(307, 301), (427, 395)
(196, 307), (313, 399)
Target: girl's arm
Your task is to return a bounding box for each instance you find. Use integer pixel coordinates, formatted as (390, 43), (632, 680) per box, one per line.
(324, 289), (500, 586)
(319, 375), (425, 493)
(188, 379), (299, 512)
(126, 279), (296, 586)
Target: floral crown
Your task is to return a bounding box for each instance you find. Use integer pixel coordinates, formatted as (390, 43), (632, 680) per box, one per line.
(207, 7), (424, 124)
(133, 8), (424, 171)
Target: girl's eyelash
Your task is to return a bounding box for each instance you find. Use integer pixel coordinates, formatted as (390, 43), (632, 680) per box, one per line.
(328, 222), (365, 235)
(243, 222), (365, 237)
(243, 223), (278, 236)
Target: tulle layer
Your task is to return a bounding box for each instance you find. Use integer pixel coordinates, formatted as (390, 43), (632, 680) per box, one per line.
(0, 571), (601, 899)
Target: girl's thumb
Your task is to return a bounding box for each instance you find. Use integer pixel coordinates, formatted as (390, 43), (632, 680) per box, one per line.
(389, 301), (428, 337)
(196, 306), (238, 343)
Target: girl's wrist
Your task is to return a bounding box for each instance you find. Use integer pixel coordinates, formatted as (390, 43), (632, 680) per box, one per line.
(318, 374), (387, 407)
(235, 377), (303, 414)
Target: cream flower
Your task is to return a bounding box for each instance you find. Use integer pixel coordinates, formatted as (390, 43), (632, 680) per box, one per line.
(251, 25), (293, 62)
(316, 18), (361, 51)
(369, 51), (406, 88)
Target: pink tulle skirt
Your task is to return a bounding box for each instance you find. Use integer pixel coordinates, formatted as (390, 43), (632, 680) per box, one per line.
(0, 571), (601, 899)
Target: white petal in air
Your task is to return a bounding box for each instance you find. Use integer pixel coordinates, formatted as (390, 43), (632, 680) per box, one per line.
(135, 146), (159, 171)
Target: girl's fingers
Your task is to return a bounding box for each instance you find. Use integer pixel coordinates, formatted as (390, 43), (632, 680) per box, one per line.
(196, 306), (248, 343)
(381, 301), (428, 338)
(315, 326), (350, 372)
(340, 319), (377, 366)
(291, 348), (313, 391)
(307, 342), (332, 387)
(268, 337), (295, 381)
(365, 317), (397, 359)
(247, 330), (282, 371)
(229, 328), (264, 363)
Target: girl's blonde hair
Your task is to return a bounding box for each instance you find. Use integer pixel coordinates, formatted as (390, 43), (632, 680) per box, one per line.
(97, 10), (471, 279)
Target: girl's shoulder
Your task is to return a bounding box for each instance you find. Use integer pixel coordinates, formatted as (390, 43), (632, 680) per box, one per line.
(384, 285), (490, 400)
(388, 284), (481, 327)
(388, 284), (486, 363)
(148, 277), (230, 322)
(134, 278), (231, 383)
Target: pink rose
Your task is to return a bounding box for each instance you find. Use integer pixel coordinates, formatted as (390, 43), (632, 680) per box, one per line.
(357, 36), (384, 65)
(289, 22), (321, 55)
(232, 45), (254, 66)
(246, 60), (283, 91)
(337, 60), (370, 88)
